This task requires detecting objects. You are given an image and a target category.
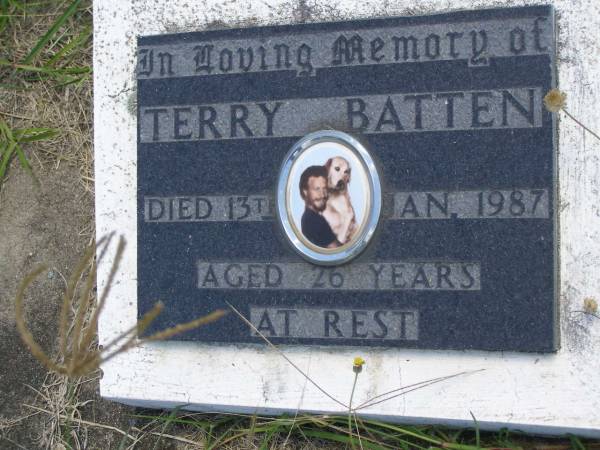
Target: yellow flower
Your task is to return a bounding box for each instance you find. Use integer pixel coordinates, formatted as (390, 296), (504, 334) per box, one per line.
(353, 356), (365, 368)
(584, 297), (598, 314)
(543, 89), (566, 112)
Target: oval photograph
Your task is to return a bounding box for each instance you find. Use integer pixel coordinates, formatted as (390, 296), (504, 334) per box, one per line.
(277, 131), (381, 265)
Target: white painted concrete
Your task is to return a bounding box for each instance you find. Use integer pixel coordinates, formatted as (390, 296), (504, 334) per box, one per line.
(94, 0), (600, 437)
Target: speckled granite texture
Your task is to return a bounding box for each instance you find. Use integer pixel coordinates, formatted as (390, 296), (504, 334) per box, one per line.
(136, 5), (557, 351)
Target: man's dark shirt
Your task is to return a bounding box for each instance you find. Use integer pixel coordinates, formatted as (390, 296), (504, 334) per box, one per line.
(301, 208), (337, 247)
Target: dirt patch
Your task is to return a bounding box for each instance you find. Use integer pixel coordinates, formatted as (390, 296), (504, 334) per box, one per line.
(0, 165), (88, 387)
(0, 164), (130, 448)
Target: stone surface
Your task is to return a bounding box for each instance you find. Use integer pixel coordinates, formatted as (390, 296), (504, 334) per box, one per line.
(136, 6), (557, 351)
(95, 0), (600, 437)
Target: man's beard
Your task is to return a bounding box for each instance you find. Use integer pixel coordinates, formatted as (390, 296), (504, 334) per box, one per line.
(313, 199), (326, 211)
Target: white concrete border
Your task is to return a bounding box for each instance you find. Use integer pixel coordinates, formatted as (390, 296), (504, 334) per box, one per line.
(94, 0), (600, 437)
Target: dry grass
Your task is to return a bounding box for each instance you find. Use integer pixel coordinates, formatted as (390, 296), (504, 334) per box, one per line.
(11, 231), (227, 449)
(3, 78), (94, 189)
(0, 0), (94, 193)
(16, 232), (226, 379)
(24, 372), (101, 449)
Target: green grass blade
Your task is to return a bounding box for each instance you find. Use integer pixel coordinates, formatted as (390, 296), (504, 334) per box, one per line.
(569, 435), (586, 450)
(342, 418), (438, 443)
(344, 422), (429, 450)
(21, 63), (90, 75)
(0, 122), (56, 185)
(470, 411), (481, 449)
(22, 0), (83, 65)
(5, 124), (36, 184)
(54, 74), (88, 88)
(45, 23), (91, 67)
(13, 143), (35, 178)
(257, 426), (278, 450)
(0, 0), (16, 34)
(0, 58), (90, 77)
(0, 140), (17, 182)
(354, 418), (485, 450)
(14, 127), (58, 142)
(302, 429), (387, 450)
(151, 407), (181, 450)
(205, 429), (228, 450)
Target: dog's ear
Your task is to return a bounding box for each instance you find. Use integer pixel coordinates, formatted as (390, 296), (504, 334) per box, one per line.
(324, 158), (332, 171)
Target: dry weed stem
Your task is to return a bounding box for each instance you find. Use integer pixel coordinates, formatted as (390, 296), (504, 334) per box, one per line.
(15, 233), (226, 378)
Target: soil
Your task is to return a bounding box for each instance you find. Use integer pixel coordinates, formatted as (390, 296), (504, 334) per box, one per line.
(0, 164), (132, 449)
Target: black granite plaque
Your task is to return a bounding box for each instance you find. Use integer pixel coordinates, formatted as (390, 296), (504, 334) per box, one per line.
(137, 5), (557, 351)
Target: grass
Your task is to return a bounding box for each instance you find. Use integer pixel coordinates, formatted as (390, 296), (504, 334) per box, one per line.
(118, 410), (600, 450)
(0, 0), (92, 191)
(0, 119), (57, 184)
(1, 0), (91, 85)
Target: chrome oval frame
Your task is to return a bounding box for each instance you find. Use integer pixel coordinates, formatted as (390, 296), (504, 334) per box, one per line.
(276, 130), (382, 266)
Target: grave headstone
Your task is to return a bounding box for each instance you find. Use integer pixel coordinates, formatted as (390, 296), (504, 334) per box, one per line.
(95, 0), (600, 437)
(136, 5), (557, 351)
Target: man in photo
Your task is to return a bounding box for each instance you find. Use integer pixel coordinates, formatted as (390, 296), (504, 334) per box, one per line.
(299, 165), (338, 248)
